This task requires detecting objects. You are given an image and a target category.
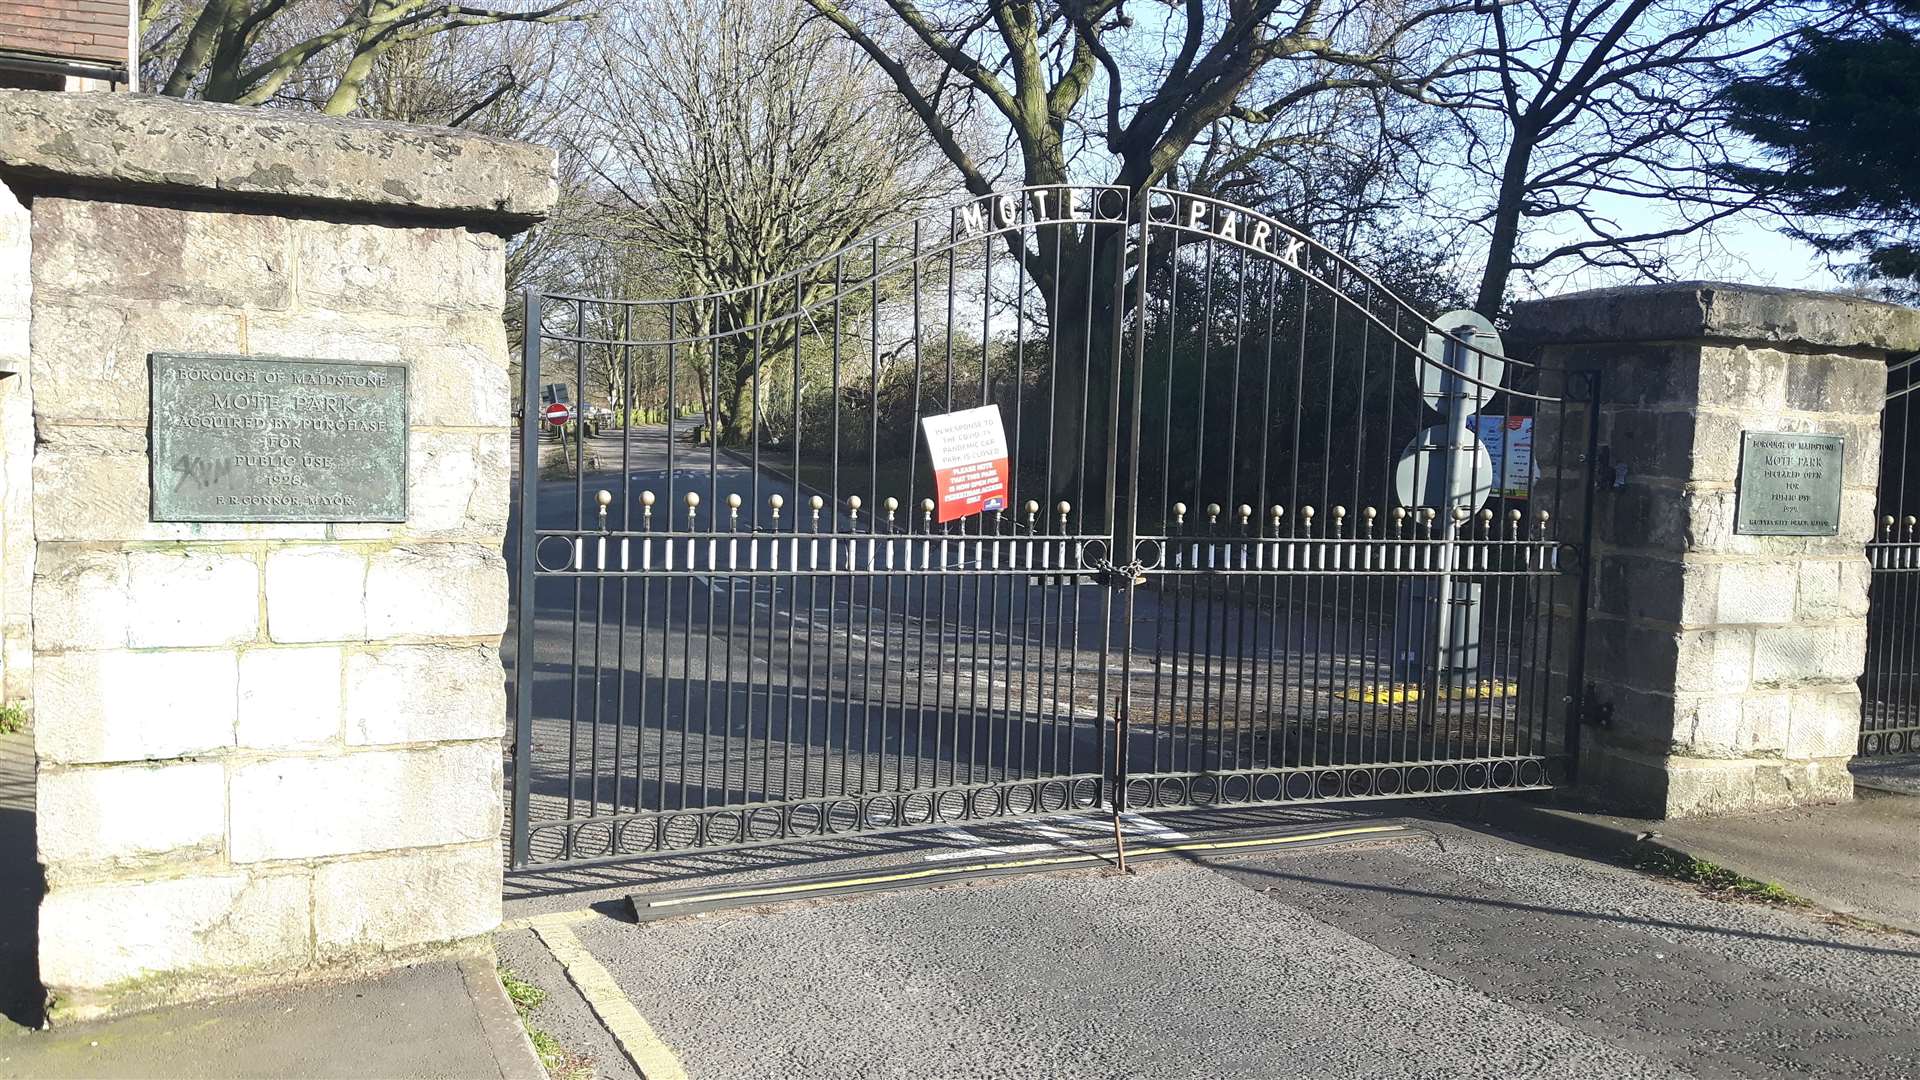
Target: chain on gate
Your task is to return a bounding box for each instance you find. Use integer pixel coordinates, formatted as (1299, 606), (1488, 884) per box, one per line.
(507, 186), (1599, 872)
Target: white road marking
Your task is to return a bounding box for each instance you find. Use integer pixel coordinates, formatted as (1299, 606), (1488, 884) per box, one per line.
(920, 814), (1191, 860)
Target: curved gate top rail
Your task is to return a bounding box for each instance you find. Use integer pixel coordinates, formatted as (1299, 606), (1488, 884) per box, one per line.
(508, 186), (1600, 872)
(532, 185), (1539, 398)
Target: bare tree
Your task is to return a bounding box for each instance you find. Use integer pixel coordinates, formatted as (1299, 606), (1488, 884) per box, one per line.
(139, 0), (584, 114)
(1423, 0), (1847, 314)
(580, 0), (956, 443)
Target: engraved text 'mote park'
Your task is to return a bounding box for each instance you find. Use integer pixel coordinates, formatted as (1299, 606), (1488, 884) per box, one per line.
(150, 353), (408, 523)
(1734, 430), (1845, 537)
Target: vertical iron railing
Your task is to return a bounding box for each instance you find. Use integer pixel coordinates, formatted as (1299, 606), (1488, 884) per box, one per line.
(1862, 354), (1920, 757)
(505, 187), (1600, 871)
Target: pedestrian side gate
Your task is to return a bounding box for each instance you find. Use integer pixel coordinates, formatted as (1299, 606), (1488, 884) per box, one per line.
(1862, 354), (1920, 757)
(507, 187), (1600, 871)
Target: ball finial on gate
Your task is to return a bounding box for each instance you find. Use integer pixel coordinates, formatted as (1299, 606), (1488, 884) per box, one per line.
(595, 489), (612, 508)
(726, 492), (742, 509)
(769, 493), (784, 509)
(640, 489), (656, 507)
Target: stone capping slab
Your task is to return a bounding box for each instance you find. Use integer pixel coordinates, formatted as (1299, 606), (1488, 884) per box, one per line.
(0, 90), (556, 228)
(1509, 281), (1920, 355)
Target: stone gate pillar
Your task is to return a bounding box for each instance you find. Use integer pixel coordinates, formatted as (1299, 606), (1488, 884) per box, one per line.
(1512, 283), (1920, 818)
(0, 90), (554, 1020)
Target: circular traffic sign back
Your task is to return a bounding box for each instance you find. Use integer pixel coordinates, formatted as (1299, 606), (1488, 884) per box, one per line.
(543, 402), (574, 427)
(1394, 425), (1496, 510)
(1419, 309), (1505, 414)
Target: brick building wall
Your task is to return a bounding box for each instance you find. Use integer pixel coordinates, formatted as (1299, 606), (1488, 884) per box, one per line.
(0, 0), (129, 69)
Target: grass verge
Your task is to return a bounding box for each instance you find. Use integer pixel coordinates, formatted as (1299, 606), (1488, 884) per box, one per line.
(499, 966), (595, 1080)
(1630, 845), (1809, 906)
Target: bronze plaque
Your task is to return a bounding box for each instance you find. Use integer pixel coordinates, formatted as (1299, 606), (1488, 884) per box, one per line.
(1735, 431), (1845, 536)
(150, 353), (408, 522)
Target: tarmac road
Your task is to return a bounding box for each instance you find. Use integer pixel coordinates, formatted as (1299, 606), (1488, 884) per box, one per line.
(500, 817), (1920, 1080)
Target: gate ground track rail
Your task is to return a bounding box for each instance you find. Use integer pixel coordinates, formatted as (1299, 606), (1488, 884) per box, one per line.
(508, 185), (1600, 872)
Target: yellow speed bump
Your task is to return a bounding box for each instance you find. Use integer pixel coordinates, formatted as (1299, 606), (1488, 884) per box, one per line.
(1336, 681), (1517, 704)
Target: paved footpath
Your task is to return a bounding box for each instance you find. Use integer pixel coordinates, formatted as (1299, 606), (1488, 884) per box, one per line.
(507, 819), (1920, 1080)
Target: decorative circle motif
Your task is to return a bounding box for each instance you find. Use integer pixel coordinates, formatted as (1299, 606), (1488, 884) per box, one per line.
(903, 792), (937, 825)
(1517, 759), (1545, 788)
(1070, 778), (1103, 808)
(616, 817), (660, 855)
(967, 787), (1006, 820)
(1434, 764), (1462, 792)
(1132, 539), (1166, 570)
(1283, 771), (1314, 801)
(1081, 537), (1111, 570)
(1252, 773), (1284, 802)
(1221, 774), (1253, 804)
(1462, 762), (1490, 791)
(1126, 779), (1155, 808)
(1006, 785), (1037, 815)
(1489, 760), (1517, 789)
(535, 534), (579, 573)
(826, 800), (860, 833)
(1189, 775), (1220, 806)
(705, 811), (743, 845)
(538, 298), (577, 337)
(1345, 770), (1374, 798)
(1863, 733), (1884, 756)
(1037, 781), (1069, 813)
(660, 814), (700, 850)
(1316, 771), (1343, 799)
(1156, 777), (1185, 807)
(1405, 766), (1433, 794)
(746, 807), (784, 840)
(1374, 768), (1403, 797)
(789, 802), (823, 835)
(936, 790), (968, 821)
(865, 797), (899, 829)
(576, 820), (615, 858)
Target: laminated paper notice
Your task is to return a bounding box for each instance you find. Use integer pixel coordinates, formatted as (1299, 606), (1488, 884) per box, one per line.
(920, 404), (1010, 523)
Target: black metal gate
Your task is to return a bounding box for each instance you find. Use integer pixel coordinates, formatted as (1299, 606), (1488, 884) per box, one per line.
(508, 187), (1598, 871)
(1862, 355), (1920, 758)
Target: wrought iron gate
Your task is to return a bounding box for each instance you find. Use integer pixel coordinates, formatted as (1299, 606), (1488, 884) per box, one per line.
(1862, 354), (1920, 758)
(508, 187), (1599, 871)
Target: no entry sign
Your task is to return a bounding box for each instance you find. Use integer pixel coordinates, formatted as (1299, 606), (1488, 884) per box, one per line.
(920, 405), (1010, 523)
(543, 402), (574, 427)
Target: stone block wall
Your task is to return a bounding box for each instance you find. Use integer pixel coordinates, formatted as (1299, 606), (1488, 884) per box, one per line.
(1, 178), (31, 712)
(1513, 283), (1920, 817)
(0, 89), (553, 1019)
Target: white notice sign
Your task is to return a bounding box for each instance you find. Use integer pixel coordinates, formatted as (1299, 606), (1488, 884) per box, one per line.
(920, 405), (1010, 523)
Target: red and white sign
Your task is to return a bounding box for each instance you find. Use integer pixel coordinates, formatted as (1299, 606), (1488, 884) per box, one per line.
(920, 405), (1010, 523)
(543, 402), (574, 427)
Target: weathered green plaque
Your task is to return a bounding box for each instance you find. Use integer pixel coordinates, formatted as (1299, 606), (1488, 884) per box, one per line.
(150, 353), (408, 522)
(1735, 430), (1845, 536)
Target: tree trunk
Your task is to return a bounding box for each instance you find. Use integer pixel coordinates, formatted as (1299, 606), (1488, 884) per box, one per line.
(1476, 132), (1538, 318)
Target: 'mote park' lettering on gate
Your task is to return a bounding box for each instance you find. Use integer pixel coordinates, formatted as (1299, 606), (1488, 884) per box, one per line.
(956, 187), (1307, 269)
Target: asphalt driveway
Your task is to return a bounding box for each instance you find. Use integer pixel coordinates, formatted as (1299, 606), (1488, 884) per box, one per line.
(500, 817), (1920, 1080)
